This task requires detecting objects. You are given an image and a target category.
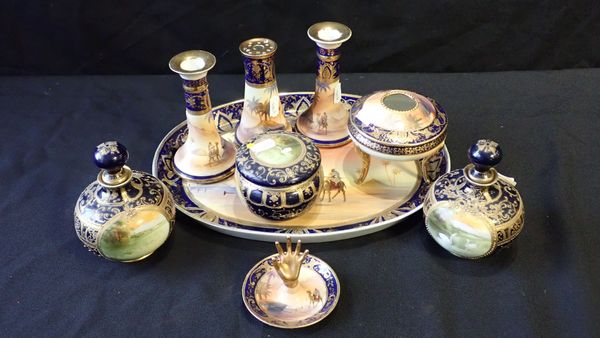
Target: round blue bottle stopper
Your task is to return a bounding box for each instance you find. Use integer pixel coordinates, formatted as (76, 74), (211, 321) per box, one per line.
(93, 141), (129, 173)
(468, 139), (502, 172)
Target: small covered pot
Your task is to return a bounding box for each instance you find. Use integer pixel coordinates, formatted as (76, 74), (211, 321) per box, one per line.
(74, 141), (176, 262)
(235, 131), (323, 220)
(347, 89), (448, 184)
(423, 140), (524, 259)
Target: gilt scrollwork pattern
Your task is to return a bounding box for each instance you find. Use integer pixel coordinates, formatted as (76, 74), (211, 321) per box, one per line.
(349, 94), (448, 146)
(236, 133), (321, 187)
(73, 214), (100, 254)
(237, 170), (322, 220)
(316, 47), (340, 84)
(496, 212), (525, 245)
(182, 77), (211, 113)
(182, 78), (208, 91)
(244, 265), (269, 318)
(243, 56), (276, 86)
(184, 90), (209, 113)
(431, 169), (521, 224)
(424, 169), (524, 245)
(349, 123), (446, 156)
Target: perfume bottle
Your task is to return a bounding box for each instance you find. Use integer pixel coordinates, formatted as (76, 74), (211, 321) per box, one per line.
(168, 50), (236, 183)
(74, 141), (176, 262)
(296, 22), (352, 148)
(423, 140), (524, 259)
(235, 38), (291, 145)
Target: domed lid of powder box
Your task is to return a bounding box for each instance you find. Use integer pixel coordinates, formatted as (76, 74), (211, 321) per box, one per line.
(423, 140), (524, 259)
(348, 89), (448, 159)
(236, 131), (321, 187)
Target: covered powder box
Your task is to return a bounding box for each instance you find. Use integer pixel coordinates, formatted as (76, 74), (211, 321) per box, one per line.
(347, 89), (448, 184)
(234, 131), (323, 220)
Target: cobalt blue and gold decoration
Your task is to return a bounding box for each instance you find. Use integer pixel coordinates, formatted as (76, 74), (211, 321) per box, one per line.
(296, 22), (353, 148)
(348, 89), (448, 184)
(236, 38), (291, 144)
(423, 140), (524, 259)
(243, 55), (276, 87)
(242, 237), (341, 328)
(240, 38), (277, 87)
(74, 141), (176, 262)
(235, 131), (323, 220)
(316, 47), (341, 84)
(168, 50), (236, 183)
(182, 78), (210, 114)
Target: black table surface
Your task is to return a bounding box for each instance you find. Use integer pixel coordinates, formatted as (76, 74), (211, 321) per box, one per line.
(1, 70), (599, 337)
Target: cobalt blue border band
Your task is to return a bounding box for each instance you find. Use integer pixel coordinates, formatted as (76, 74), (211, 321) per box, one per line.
(182, 78), (207, 89)
(306, 134), (350, 146)
(243, 55), (276, 85)
(242, 254), (339, 327)
(317, 47), (340, 57)
(236, 131), (321, 188)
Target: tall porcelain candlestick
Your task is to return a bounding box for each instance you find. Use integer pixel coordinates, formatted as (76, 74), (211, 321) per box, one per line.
(296, 22), (352, 148)
(169, 50), (235, 183)
(236, 38), (291, 145)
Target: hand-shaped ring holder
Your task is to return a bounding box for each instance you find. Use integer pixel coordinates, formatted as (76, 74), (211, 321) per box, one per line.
(242, 237), (341, 329)
(273, 237), (310, 289)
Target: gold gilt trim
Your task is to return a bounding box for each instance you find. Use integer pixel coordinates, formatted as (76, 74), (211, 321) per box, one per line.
(183, 79), (208, 93)
(350, 123), (447, 156)
(423, 187), (525, 259)
(317, 54), (341, 62)
(245, 80), (277, 89)
(236, 169), (323, 208)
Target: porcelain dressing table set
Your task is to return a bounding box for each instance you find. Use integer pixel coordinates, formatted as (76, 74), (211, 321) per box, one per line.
(74, 22), (525, 328)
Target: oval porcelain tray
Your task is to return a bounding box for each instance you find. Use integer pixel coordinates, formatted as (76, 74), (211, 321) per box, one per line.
(152, 92), (451, 242)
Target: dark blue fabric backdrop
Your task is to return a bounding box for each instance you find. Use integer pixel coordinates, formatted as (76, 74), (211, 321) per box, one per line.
(1, 0), (600, 75)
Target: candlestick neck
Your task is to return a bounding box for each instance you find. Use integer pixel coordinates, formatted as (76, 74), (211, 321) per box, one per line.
(181, 76), (212, 115)
(316, 47), (341, 84)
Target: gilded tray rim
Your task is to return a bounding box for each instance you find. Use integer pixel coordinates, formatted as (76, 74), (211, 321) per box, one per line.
(152, 91), (452, 243)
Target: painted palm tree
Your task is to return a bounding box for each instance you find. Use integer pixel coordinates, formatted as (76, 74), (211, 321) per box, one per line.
(245, 96), (268, 121)
(245, 96), (261, 113)
(314, 79), (330, 107)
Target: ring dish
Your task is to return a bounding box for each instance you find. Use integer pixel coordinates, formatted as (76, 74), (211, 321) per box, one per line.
(242, 246), (340, 329)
